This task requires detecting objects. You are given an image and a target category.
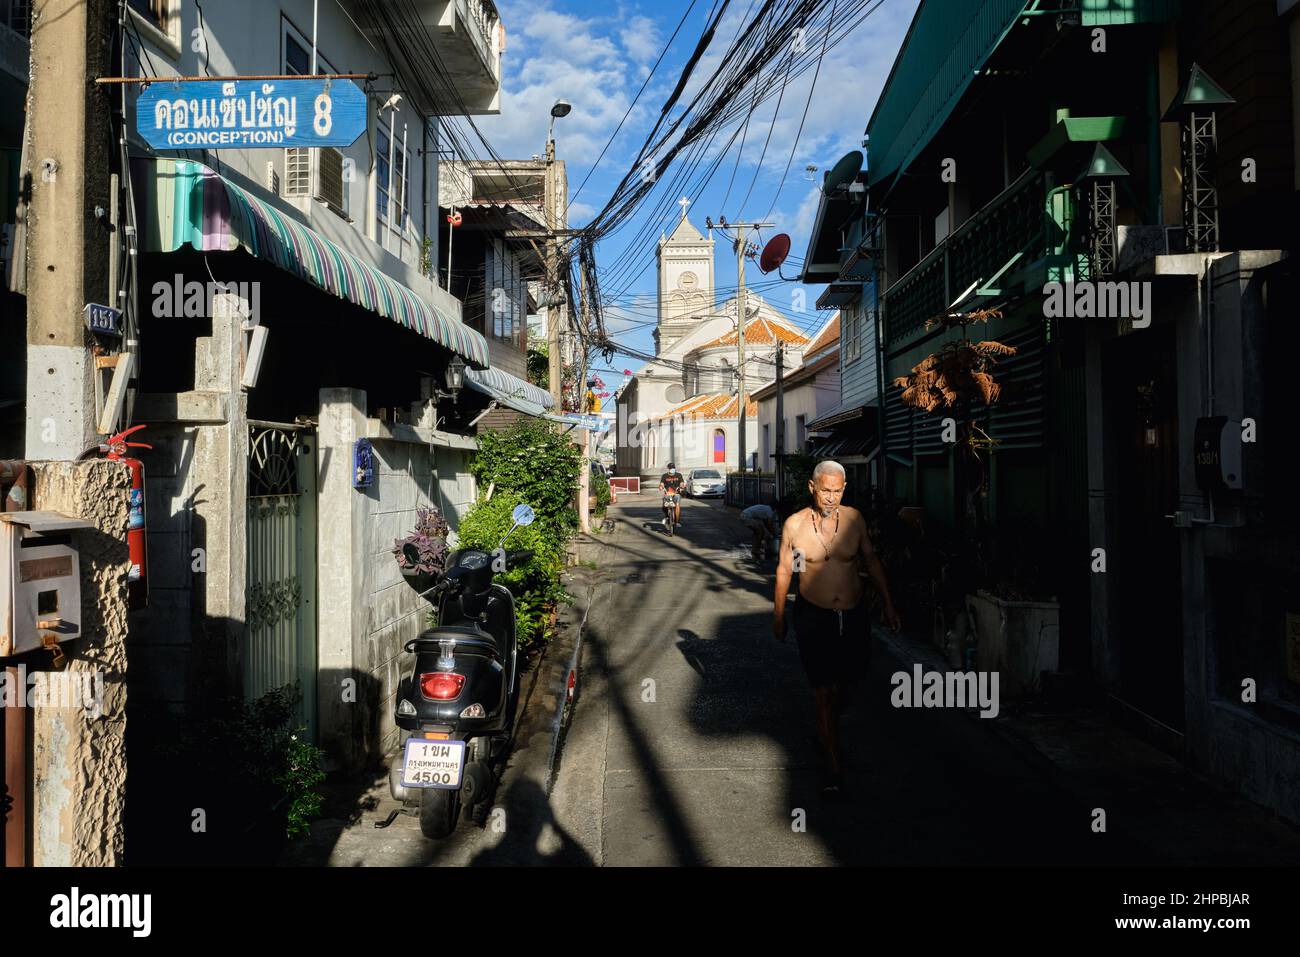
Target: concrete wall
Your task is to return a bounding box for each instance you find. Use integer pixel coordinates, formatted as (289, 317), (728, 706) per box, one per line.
(1179, 251), (1300, 823)
(1085, 249), (1300, 823)
(755, 368), (841, 470)
(29, 459), (130, 866)
(317, 388), (477, 773)
(131, 297), (248, 712)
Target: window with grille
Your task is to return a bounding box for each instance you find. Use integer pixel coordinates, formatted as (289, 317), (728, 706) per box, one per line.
(4, 0), (32, 36)
(485, 239), (524, 346)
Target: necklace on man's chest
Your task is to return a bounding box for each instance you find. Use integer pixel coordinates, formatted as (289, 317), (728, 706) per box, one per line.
(810, 507), (840, 559)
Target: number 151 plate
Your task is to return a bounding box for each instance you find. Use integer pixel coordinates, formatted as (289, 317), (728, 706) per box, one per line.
(401, 739), (465, 789)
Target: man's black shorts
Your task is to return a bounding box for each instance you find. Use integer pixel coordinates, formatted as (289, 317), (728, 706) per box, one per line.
(791, 592), (870, 689)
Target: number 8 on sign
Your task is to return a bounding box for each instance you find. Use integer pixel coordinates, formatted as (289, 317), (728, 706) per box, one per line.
(314, 93), (333, 136)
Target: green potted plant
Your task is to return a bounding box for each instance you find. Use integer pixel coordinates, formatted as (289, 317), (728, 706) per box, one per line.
(392, 505), (451, 599)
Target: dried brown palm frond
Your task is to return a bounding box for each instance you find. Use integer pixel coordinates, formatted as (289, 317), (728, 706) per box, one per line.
(894, 326), (1016, 413)
(922, 306), (1004, 331)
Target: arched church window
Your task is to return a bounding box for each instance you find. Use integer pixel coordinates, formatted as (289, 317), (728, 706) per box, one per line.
(712, 429), (725, 465)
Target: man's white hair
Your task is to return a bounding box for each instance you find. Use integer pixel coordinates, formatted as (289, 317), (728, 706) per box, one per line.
(812, 459), (846, 482)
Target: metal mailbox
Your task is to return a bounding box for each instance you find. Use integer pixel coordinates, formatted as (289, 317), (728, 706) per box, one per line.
(0, 511), (93, 657)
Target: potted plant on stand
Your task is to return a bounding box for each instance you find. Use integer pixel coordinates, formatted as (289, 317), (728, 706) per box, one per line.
(392, 505), (451, 601)
(893, 307), (1026, 676)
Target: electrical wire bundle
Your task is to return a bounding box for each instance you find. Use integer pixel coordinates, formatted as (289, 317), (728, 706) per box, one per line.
(571, 0), (885, 358)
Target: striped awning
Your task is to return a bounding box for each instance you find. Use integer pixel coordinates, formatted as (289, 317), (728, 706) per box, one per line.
(464, 367), (555, 416)
(137, 157), (489, 368)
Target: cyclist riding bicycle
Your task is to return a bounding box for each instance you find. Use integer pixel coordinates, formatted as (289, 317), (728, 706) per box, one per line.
(659, 463), (685, 529)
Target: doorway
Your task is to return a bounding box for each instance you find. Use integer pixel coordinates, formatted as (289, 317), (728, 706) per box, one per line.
(1106, 326), (1184, 731)
(245, 421), (319, 740)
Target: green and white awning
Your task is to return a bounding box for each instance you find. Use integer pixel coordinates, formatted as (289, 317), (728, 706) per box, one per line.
(464, 367), (555, 416)
(136, 157), (489, 368)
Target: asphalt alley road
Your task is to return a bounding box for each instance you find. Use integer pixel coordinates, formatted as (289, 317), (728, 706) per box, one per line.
(550, 494), (1141, 866)
(283, 494), (1300, 866)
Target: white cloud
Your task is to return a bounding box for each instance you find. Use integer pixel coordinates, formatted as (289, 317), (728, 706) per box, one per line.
(620, 15), (662, 65)
(567, 200), (599, 223)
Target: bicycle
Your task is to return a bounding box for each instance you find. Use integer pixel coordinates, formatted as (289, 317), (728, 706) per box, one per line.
(662, 493), (680, 536)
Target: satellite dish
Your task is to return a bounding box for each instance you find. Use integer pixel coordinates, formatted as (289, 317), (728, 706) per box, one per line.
(823, 150), (863, 194)
(665, 384), (685, 403)
(759, 233), (791, 274)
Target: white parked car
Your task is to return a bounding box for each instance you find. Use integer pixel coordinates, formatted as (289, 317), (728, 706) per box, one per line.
(685, 468), (726, 498)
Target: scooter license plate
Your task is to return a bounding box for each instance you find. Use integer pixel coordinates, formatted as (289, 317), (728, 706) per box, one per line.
(400, 739), (466, 789)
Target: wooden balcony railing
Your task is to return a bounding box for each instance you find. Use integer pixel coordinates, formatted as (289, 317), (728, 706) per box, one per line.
(883, 169), (1045, 345)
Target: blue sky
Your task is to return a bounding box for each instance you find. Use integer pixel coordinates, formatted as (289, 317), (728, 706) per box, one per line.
(471, 0), (920, 392)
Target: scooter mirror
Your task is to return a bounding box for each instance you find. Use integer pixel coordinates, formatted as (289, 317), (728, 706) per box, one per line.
(512, 504), (536, 527)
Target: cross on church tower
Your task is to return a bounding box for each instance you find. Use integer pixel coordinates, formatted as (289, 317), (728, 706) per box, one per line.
(678, 196), (691, 219)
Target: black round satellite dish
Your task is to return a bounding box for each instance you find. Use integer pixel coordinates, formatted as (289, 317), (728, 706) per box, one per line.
(759, 233), (792, 274)
(823, 150), (864, 194)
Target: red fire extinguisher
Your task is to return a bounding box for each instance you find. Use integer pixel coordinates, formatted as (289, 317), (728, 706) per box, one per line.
(104, 425), (152, 610)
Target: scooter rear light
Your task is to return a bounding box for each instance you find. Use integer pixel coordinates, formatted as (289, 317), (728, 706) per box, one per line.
(419, 672), (466, 700)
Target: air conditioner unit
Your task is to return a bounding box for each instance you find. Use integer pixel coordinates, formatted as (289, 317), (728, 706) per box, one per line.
(316, 147), (346, 213)
(283, 147), (347, 215)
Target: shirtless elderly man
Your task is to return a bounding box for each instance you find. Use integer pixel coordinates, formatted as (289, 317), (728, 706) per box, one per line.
(773, 460), (900, 796)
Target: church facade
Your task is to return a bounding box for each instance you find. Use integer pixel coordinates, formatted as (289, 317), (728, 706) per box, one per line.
(615, 201), (809, 480)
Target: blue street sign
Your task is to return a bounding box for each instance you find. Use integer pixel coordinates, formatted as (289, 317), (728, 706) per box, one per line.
(353, 438), (374, 489)
(83, 303), (122, 336)
(554, 414), (607, 431)
(136, 78), (367, 150)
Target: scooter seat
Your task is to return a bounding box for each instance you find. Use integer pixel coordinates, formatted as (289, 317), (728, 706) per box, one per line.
(410, 626), (509, 661)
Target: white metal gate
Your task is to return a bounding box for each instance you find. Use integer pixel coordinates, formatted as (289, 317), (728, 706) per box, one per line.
(245, 421), (318, 739)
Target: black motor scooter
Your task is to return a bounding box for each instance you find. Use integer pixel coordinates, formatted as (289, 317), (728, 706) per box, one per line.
(381, 503), (537, 839)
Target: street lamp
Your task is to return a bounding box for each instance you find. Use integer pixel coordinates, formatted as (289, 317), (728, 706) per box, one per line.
(548, 98), (572, 144)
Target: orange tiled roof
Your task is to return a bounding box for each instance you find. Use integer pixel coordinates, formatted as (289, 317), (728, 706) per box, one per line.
(697, 315), (809, 350)
(657, 391), (758, 421)
(805, 313), (840, 356)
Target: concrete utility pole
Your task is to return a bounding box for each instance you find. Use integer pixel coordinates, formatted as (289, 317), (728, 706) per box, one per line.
(24, 0), (117, 459)
(775, 344), (784, 501)
(544, 135), (561, 410)
(716, 219), (772, 474)
(577, 271), (590, 533)
(544, 100), (570, 411)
